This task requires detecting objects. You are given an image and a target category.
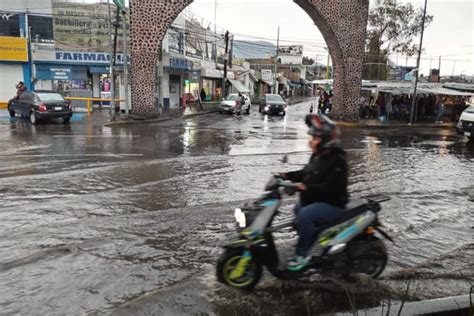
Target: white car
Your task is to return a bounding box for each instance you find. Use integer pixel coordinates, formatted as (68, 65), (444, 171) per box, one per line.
(218, 94), (251, 115)
(456, 102), (474, 141)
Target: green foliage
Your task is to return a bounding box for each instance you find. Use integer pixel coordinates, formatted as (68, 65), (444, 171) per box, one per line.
(368, 0), (433, 55)
(363, 0), (433, 80)
(302, 56), (315, 66)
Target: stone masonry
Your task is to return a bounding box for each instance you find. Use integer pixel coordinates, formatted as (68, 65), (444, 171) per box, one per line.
(130, 0), (369, 121)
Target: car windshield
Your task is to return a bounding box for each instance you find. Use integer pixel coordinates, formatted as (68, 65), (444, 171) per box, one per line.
(266, 95), (284, 102)
(36, 93), (65, 102)
(465, 106), (474, 113)
(226, 95), (239, 101)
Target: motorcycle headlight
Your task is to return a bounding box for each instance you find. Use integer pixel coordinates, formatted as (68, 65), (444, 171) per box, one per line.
(234, 208), (246, 228)
(265, 106), (269, 111)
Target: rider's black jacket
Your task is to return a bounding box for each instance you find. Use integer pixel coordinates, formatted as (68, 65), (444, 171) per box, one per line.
(286, 146), (349, 208)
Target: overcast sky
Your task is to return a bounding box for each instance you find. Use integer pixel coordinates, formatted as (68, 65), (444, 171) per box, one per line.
(185, 0), (473, 77)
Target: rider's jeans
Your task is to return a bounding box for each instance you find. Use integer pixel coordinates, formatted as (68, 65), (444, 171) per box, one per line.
(294, 202), (344, 257)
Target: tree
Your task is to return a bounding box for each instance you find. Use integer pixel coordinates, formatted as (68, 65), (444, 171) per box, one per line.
(363, 0), (433, 80)
(302, 56), (315, 66)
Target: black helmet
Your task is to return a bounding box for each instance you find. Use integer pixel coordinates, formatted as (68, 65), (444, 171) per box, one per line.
(304, 113), (340, 149)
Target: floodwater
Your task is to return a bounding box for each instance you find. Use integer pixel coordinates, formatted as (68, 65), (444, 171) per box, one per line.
(0, 102), (472, 315)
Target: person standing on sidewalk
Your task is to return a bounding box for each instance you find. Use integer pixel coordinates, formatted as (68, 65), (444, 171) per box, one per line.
(435, 97), (446, 123)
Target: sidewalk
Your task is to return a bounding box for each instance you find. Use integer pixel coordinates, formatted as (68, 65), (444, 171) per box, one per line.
(337, 118), (456, 129)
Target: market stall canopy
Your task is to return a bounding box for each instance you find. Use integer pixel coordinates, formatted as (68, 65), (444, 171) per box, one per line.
(261, 79), (274, 86)
(227, 79), (250, 93)
(362, 81), (474, 96)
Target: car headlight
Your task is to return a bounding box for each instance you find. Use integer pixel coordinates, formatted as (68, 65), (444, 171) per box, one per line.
(265, 106), (269, 111)
(234, 208), (246, 228)
(457, 120), (462, 128)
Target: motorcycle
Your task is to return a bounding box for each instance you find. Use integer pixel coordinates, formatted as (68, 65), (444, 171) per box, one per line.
(216, 175), (393, 290)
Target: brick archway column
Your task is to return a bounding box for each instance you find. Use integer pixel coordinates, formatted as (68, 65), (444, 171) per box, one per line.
(294, 0), (369, 121)
(130, 0), (368, 121)
(130, 0), (192, 116)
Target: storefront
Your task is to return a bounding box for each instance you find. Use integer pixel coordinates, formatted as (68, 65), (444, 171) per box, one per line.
(163, 56), (200, 109)
(201, 61), (224, 101)
(0, 36), (30, 108)
(32, 50), (124, 104)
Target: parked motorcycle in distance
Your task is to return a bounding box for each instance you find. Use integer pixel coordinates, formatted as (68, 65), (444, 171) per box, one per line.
(216, 175), (392, 290)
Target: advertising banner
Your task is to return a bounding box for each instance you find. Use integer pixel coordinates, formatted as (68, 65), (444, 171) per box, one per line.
(278, 45), (303, 56)
(261, 69), (272, 82)
(52, 0), (125, 52)
(0, 36), (28, 62)
(0, 12), (20, 37)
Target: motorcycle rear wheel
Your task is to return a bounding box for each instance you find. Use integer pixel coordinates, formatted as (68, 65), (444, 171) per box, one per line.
(216, 248), (262, 290)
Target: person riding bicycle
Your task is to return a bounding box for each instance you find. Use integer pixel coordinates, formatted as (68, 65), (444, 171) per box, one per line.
(280, 113), (349, 271)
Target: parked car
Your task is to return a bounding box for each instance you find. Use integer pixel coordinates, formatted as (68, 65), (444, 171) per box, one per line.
(258, 94), (287, 116)
(8, 90), (73, 124)
(456, 101), (474, 141)
(218, 93), (251, 115)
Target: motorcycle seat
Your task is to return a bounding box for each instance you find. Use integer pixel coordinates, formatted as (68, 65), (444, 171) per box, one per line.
(343, 198), (366, 212)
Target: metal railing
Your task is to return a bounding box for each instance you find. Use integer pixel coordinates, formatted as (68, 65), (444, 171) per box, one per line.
(64, 97), (125, 114)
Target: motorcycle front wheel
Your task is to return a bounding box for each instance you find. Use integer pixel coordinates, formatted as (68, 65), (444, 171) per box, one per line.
(216, 248), (262, 290)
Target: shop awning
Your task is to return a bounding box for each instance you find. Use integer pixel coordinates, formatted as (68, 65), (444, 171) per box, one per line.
(261, 79), (274, 86)
(228, 79), (250, 93)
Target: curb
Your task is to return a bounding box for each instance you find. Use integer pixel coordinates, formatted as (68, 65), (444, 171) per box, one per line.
(103, 109), (217, 127)
(336, 121), (456, 129)
(331, 294), (472, 316)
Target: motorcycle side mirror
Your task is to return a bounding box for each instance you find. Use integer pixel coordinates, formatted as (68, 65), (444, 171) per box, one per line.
(281, 154), (288, 164)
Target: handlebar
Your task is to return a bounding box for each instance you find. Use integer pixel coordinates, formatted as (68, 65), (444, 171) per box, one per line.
(264, 175), (299, 194)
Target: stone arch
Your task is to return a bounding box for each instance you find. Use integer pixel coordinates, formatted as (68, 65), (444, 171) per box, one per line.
(130, 0), (369, 121)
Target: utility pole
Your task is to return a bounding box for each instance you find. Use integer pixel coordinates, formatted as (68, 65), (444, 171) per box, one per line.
(222, 30), (229, 99)
(122, 9), (129, 118)
(107, 0), (115, 121)
(273, 26), (280, 94)
(409, 0), (428, 124)
(229, 34), (234, 68)
(214, 0), (217, 65)
(438, 55), (441, 82)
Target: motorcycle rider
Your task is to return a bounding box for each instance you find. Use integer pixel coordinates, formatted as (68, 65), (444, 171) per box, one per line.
(281, 113), (349, 271)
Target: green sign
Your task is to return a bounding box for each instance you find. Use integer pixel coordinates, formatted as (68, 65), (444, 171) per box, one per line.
(113, 0), (125, 12)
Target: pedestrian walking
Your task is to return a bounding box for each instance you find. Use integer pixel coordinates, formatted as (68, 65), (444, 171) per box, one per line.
(200, 88), (206, 103)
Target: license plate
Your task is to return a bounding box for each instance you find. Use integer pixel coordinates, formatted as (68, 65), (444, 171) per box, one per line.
(54, 107), (62, 111)
(465, 131), (471, 137)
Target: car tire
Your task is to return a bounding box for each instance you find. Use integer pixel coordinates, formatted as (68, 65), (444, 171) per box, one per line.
(29, 112), (37, 125)
(63, 117), (71, 124)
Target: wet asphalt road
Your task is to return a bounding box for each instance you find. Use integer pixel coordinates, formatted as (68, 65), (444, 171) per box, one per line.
(0, 102), (473, 315)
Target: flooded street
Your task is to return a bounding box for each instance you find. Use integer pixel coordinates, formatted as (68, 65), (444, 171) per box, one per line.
(0, 101), (473, 315)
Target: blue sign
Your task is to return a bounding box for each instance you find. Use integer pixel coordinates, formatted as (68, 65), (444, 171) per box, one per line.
(36, 64), (72, 80)
(169, 58), (193, 71)
(54, 51), (127, 64)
